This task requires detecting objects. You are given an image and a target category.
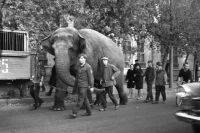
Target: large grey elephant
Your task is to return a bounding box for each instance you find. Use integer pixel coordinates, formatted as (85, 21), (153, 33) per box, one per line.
(41, 27), (128, 110)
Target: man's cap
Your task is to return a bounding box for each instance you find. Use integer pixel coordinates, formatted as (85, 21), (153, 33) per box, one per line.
(78, 53), (87, 59)
(101, 56), (109, 60)
(135, 59), (138, 62)
(184, 62), (189, 66)
(156, 62), (162, 66)
(148, 60), (153, 63)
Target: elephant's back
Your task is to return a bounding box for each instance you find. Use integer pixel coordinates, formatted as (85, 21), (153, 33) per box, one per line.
(79, 29), (116, 47)
(79, 29), (124, 68)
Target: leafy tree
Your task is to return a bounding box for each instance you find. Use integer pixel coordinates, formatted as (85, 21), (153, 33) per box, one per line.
(1, 0), (84, 50)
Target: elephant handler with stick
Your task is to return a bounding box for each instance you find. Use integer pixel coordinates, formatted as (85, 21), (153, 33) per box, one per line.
(71, 53), (94, 118)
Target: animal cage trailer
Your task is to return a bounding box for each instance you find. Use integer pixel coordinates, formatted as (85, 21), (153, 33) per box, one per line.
(0, 30), (37, 96)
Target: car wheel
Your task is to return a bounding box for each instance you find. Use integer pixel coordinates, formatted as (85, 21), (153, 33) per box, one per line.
(176, 96), (182, 107)
(192, 124), (200, 133)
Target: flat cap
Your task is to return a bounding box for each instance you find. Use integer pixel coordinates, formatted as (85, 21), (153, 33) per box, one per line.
(156, 62), (162, 66)
(101, 56), (109, 60)
(78, 53), (87, 59)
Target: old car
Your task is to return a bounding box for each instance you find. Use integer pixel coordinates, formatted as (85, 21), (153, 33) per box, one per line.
(175, 82), (200, 133)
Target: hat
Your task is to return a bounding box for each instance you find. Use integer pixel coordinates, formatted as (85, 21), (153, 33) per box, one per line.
(156, 62), (162, 66)
(78, 53), (87, 59)
(101, 56), (109, 60)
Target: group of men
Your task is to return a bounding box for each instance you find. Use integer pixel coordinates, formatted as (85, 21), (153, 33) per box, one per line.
(143, 61), (192, 104)
(29, 53), (120, 118)
(71, 54), (120, 118)
(29, 52), (193, 118)
(143, 61), (167, 104)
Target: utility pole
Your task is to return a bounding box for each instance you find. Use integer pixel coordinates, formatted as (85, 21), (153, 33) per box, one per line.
(169, 0), (173, 89)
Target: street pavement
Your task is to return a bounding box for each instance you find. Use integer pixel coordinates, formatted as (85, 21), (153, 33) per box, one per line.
(0, 87), (193, 133)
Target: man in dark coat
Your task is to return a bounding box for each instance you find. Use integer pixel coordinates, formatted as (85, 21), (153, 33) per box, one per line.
(152, 62), (167, 104)
(178, 63), (192, 84)
(134, 64), (143, 100)
(29, 60), (45, 110)
(29, 81), (44, 110)
(99, 56), (120, 111)
(144, 60), (155, 103)
(71, 53), (94, 118)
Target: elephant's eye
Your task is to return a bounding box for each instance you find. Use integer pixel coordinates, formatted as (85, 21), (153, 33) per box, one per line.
(68, 47), (76, 56)
(68, 48), (76, 60)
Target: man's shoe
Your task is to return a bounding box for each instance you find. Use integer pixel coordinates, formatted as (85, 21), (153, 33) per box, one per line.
(38, 100), (44, 108)
(115, 105), (119, 110)
(143, 100), (149, 103)
(99, 108), (106, 111)
(162, 100), (166, 104)
(30, 104), (38, 110)
(152, 101), (158, 104)
(82, 112), (92, 116)
(70, 114), (77, 119)
(46, 92), (52, 96)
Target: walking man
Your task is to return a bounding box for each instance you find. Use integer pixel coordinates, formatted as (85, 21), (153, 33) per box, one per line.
(71, 53), (94, 118)
(144, 60), (155, 103)
(152, 62), (167, 104)
(29, 81), (44, 110)
(99, 56), (120, 111)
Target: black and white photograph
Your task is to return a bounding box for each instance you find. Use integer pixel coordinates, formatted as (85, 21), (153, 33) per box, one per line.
(0, 0), (199, 133)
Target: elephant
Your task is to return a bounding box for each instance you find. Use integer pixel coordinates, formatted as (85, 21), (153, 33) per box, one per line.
(41, 27), (128, 110)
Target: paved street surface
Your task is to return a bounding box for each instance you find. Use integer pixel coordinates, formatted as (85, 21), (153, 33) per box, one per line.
(0, 91), (193, 133)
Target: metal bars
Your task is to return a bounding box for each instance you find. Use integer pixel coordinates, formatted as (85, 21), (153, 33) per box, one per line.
(0, 30), (28, 51)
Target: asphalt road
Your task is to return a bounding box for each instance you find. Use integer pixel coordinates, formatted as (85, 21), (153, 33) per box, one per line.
(0, 93), (193, 133)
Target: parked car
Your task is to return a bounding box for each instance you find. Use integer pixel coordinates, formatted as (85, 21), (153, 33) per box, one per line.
(175, 82), (200, 133)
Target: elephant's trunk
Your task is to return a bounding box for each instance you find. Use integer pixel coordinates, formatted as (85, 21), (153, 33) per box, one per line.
(55, 50), (75, 87)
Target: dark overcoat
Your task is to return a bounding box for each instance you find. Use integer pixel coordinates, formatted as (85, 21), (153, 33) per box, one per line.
(134, 68), (143, 90)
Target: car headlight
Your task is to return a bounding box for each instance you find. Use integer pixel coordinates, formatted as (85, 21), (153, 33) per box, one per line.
(176, 85), (191, 98)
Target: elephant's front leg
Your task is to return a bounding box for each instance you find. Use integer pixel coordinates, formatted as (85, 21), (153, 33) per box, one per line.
(52, 89), (66, 111)
(51, 79), (67, 111)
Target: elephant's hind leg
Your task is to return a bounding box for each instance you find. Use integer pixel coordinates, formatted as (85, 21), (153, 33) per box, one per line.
(115, 83), (128, 105)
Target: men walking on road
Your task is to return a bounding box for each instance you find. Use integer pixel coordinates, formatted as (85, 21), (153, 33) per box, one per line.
(99, 56), (120, 111)
(152, 62), (167, 104)
(71, 54), (94, 118)
(144, 60), (155, 103)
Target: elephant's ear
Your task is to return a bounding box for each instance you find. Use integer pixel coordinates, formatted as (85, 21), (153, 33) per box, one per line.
(77, 33), (87, 53)
(40, 35), (55, 55)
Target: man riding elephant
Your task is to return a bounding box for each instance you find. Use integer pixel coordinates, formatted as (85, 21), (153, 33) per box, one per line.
(41, 27), (128, 111)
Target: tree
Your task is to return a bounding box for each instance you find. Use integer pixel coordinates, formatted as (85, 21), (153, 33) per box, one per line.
(0, 0), (6, 29)
(1, 0), (84, 50)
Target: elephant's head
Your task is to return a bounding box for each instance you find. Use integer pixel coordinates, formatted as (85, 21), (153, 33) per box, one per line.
(41, 27), (87, 87)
